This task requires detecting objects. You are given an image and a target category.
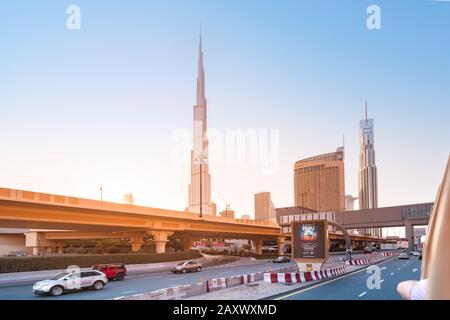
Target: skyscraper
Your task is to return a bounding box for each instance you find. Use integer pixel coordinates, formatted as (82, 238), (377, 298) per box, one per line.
(219, 207), (235, 219)
(358, 103), (378, 210)
(254, 192), (276, 221)
(122, 193), (134, 205)
(188, 33), (213, 215)
(345, 195), (358, 211)
(294, 147), (345, 212)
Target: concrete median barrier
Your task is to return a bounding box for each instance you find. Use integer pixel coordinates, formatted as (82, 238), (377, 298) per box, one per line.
(381, 252), (396, 257)
(113, 264), (299, 300)
(263, 266), (347, 284)
(346, 259), (372, 265)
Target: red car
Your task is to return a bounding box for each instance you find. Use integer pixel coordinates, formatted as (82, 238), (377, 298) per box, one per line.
(91, 264), (127, 281)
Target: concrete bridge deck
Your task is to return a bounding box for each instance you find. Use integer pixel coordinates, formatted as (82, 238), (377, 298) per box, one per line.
(0, 188), (283, 255)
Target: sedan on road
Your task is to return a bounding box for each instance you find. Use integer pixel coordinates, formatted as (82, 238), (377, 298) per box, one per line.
(171, 260), (202, 274)
(398, 252), (410, 259)
(272, 256), (291, 263)
(33, 270), (108, 296)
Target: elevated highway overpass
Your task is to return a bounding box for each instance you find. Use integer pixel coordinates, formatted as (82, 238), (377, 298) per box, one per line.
(335, 203), (432, 251)
(0, 188), (283, 255)
(277, 203), (432, 252)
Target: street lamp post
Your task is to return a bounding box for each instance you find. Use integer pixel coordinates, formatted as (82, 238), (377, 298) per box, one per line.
(99, 185), (103, 208)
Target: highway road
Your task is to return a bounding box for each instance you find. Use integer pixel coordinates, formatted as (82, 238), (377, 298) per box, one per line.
(272, 257), (422, 300)
(0, 259), (292, 300)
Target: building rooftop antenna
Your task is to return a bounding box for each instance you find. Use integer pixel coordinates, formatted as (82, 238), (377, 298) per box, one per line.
(365, 100), (368, 123)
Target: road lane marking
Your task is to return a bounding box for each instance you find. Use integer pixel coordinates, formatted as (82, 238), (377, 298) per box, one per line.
(274, 256), (398, 300)
(168, 277), (187, 281)
(398, 268), (401, 270)
(121, 290), (136, 294)
(380, 279), (385, 283)
(413, 269), (418, 272)
(380, 267), (386, 270)
(390, 272), (395, 275)
(358, 292), (367, 298)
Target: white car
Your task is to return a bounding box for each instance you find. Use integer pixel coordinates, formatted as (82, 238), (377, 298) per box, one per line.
(411, 251), (422, 257)
(398, 252), (410, 260)
(33, 270), (108, 296)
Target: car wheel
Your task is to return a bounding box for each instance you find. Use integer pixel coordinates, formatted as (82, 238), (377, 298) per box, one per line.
(182, 268), (187, 274)
(50, 286), (64, 297)
(196, 267), (201, 272)
(93, 281), (104, 290)
(115, 273), (125, 281)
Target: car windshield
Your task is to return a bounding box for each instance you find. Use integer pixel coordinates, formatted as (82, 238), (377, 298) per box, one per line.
(51, 272), (70, 280)
(177, 262), (186, 266)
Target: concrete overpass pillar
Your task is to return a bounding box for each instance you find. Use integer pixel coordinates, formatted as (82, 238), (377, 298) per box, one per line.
(130, 234), (145, 252)
(154, 241), (166, 254)
(253, 239), (263, 255)
(183, 238), (195, 252)
(151, 231), (173, 254)
(405, 220), (414, 252)
(26, 232), (54, 256)
(278, 237), (286, 255)
(32, 247), (39, 256)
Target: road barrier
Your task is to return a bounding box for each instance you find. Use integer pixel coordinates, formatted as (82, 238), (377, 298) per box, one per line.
(326, 252), (394, 264)
(346, 259), (372, 266)
(113, 264), (298, 300)
(346, 252), (399, 265)
(381, 252), (396, 256)
(263, 266), (346, 284)
(206, 277), (227, 292)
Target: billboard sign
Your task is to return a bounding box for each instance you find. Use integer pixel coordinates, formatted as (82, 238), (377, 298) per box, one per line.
(292, 220), (328, 260)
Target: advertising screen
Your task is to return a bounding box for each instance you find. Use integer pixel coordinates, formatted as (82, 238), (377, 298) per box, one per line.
(292, 221), (327, 259)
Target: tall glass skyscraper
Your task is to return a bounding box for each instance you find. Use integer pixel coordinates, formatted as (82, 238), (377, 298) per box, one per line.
(359, 104), (378, 210)
(358, 104), (380, 237)
(188, 33), (213, 215)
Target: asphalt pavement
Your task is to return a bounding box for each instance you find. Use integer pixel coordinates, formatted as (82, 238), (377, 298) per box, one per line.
(0, 259), (291, 300)
(272, 256), (422, 300)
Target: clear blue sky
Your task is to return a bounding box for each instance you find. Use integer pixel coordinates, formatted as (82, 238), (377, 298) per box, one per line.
(1, 0), (449, 216)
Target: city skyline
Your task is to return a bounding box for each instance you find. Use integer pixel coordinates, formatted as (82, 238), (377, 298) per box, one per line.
(1, 1), (449, 217)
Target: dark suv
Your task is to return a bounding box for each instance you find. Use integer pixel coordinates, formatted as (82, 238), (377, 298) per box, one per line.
(91, 264), (127, 281)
